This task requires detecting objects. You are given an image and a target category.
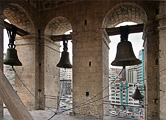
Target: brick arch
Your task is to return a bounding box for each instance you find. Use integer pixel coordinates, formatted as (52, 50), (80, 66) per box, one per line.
(44, 16), (72, 35)
(103, 3), (147, 28)
(3, 4), (35, 33)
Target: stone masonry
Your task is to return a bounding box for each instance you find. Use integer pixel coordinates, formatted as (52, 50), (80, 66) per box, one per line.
(0, 1), (166, 120)
(158, 2), (166, 120)
(0, 15), (4, 118)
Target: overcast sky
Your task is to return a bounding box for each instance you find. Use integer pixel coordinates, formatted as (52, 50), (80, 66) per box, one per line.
(3, 22), (143, 68)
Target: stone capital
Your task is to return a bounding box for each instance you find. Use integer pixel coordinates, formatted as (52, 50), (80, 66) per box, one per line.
(0, 13), (5, 29)
(157, 14), (166, 31)
(101, 29), (110, 49)
(157, 14), (166, 20)
(143, 20), (158, 40)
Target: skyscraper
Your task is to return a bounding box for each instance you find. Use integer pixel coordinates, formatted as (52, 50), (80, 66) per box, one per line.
(126, 66), (137, 83)
(137, 49), (144, 95)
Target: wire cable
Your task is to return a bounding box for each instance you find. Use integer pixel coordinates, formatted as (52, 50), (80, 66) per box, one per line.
(12, 66), (166, 120)
(47, 68), (124, 119)
(48, 74), (149, 120)
(12, 66), (148, 120)
(12, 66), (57, 114)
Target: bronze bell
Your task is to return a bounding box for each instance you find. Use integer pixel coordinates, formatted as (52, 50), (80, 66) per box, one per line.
(56, 51), (72, 68)
(57, 37), (72, 68)
(111, 26), (141, 67)
(132, 87), (144, 100)
(4, 48), (22, 66)
(111, 41), (141, 66)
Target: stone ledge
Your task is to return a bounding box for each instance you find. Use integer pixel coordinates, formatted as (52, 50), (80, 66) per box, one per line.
(157, 14), (166, 20)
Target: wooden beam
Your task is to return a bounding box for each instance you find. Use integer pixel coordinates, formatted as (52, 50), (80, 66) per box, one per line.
(106, 24), (144, 36)
(0, 69), (34, 120)
(0, 21), (29, 36)
(50, 24), (144, 42)
(51, 34), (72, 42)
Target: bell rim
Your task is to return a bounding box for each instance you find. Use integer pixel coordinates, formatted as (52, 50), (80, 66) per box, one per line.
(56, 51), (72, 68)
(56, 64), (72, 68)
(111, 59), (142, 66)
(3, 59), (22, 66)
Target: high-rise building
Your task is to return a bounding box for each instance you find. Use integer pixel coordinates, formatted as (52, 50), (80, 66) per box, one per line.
(60, 68), (72, 80)
(109, 66), (141, 110)
(137, 49), (144, 95)
(110, 81), (140, 109)
(109, 68), (122, 103)
(126, 66), (137, 83)
(109, 68), (122, 82)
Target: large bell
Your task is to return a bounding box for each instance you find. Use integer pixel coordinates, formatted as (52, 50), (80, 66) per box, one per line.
(56, 51), (72, 68)
(4, 48), (22, 66)
(132, 87), (144, 100)
(111, 41), (141, 66)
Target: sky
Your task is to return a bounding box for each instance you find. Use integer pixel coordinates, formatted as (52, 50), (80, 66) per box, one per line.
(3, 22), (143, 68)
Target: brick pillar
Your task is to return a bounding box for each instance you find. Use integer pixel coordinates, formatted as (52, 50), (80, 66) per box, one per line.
(158, 1), (166, 119)
(143, 20), (159, 120)
(0, 15), (4, 118)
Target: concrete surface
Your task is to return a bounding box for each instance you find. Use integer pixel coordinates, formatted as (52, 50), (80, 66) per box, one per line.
(0, 108), (141, 120)
(1, 109), (102, 120)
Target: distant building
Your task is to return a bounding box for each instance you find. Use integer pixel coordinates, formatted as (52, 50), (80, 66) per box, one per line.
(126, 66), (137, 83)
(110, 81), (139, 109)
(109, 68), (122, 102)
(109, 68), (122, 83)
(3, 54), (15, 88)
(137, 49), (145, 95)
(109, 63), (141, 111)
(60, 68), (72, 80)
(60, 68), (72, 95)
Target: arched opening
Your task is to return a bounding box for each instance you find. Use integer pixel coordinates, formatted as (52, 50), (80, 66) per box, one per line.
(3, 4), (35, 33)
(103, 3), (147, 119)
(109, 22), (144, 117)
(3, 19), (15, 88)
(44, 16), (73, 111)
(3, 4), (36, 110)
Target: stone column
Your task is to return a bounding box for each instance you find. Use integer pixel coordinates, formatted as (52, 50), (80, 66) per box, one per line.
(102, 29), (110, 116)
(38, 33), (60, 110)
(0, 15), (4, 118)
(72, 27), (109, 118)
(158, 1), (166, 119)
(43, 36), (60, 109)
(143, 20), (159, 120)
(14, 34), (60, 110)
(14, 35), (40, 110)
